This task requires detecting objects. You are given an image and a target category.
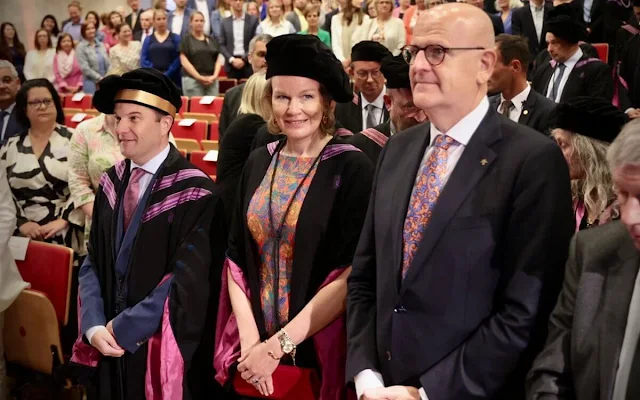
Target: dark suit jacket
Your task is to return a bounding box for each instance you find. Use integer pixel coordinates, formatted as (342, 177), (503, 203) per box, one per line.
(489, 89), (556, 134)
(489, 11), (505, 35)
(348, 120), (391, 165)
(218, 82), (245, 140)
(323, 9), (340, 33)
(1, 106), (27, 144)
(531, 52), (614, 102)
(512, 2), (554, 58)
(527, 221), (639, 400)
(168, 8), (195, 37)
(346, 107), (574, 399)
(218, 14), (259, 72)
(125, 9), (145, 35)
(335, 93), (390, 134)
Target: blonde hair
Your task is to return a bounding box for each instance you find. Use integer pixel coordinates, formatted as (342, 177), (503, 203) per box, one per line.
(494, 0), (523, 11)
(263, 79), (336, 136)
(238, 71), (271, 119)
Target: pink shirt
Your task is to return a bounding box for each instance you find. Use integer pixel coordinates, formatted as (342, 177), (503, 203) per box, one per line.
(53, 51), (84, 93)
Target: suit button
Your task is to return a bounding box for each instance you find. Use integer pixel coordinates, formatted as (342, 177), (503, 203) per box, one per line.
(386, 351), (392, 361)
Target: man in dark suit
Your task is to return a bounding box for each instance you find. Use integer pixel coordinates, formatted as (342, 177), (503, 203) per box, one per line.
(531, 10), (614, 102)
(466, 0), (505, 34)
(0, 61), (25, 145)
(579, 0), (633, 47)
(168, 0), (194, 37)
(527, 119), (640, 400)
(133, 9), (155, 43)
(488, 34), (556, 133)
(346, 4), (574, 400)
(335, 41), (391, 134)
(349, 54), (427, 164)
(512, 0), (553, 59)
(126, 0), (145, 36)
(219, 34), (271, 139)
(323, 7), (340, 33)
(219, 0), (259, 79)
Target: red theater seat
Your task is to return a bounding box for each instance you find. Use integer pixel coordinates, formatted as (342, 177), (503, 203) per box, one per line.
(218, 78), (237, 94)
(189, 96), (224, 115)
(592, 43), (609, 63)
(172, 120), (208, 142)
(209, 121), (219, 140)
(64, 114), (93, 129)
(65, 93), (93, 110)
(190, 150), (217, 176)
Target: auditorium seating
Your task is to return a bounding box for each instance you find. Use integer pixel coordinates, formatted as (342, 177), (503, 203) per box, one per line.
(209, 121), (219, 140)
(175, 138), (202, 153)
(182, 112), (218, 123)
(172, 120), (208, 142)
(190, 150), (218, 176)
(201, 140), (219, 151)
(190, 96), (224, 115)
(63, 93), (93, 110)
(219, 78), (237, 94)
(179, 96), (188, 115)
(593, 43), (609, 63)
(64, 114), (94, 129)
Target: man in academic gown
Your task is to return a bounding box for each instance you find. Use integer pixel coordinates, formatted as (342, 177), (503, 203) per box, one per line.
(349, 54), (427, 164)
(71, 68), (226, 400)
(335, 41), (391, 134)
(488, 34), (556, 134)
(531, 8), (614, 103)
(346, 4), (574, 400)
(614, 1), (640, 114)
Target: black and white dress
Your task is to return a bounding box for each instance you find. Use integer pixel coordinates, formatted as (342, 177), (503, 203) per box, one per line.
(0, 125), (85, 255)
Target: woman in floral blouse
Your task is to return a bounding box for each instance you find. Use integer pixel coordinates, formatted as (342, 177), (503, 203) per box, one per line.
(107, 23), (141, 76)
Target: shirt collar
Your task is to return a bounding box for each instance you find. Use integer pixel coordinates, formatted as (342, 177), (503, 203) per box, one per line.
(361, 86), (386, 110)
(429, 96), (490, 146)
(500, 83), (531, 113)
(3, 103), (15, 114)
(131, 144), (170, 174)
(529, 1), (544, 12)
(564, 47), (583, 69)
(233, 12), (246, 20)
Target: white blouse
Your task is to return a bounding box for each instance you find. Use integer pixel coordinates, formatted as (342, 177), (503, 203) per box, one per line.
(257, 18), (297, 37)
(24, 48), (56, 82)
(361, 17), (406, 56)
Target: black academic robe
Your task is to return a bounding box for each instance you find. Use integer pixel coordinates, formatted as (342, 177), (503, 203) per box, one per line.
(615, 23), (640, 108)
(218, 82), (245, 140)
(348, 120), (392, 165)
(227, 137), (374, 370)
(72, 145), (227, 400)
(335, 93), (390, 134)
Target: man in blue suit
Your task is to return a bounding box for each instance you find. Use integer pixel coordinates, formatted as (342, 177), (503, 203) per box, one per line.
(0, 61), (26, 145)
(168, 0), (195, 37)
(346, 4), (574, 400)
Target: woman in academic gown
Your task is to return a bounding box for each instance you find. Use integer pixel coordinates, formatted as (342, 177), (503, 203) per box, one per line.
(214, 34), (374, 399)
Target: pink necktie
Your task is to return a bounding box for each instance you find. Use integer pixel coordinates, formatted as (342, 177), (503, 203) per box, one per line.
(123, 167), (147, 231)
(401, 134), (456, 278)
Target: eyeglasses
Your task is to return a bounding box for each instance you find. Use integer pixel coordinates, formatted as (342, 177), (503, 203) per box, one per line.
(355, 69), (382, 80)
(401, 44), (485, 66)
(27, 99), (54, 109)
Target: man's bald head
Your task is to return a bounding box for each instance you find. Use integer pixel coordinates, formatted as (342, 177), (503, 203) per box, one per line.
(409, 3), (496, 132)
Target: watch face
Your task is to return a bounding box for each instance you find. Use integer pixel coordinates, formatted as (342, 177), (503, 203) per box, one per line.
(283, 343), (294, 353)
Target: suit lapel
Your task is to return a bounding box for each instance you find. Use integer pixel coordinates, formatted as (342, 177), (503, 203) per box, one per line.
(599, 239), (640, 400)
(524, 7), (537, 43)
(489, 95), (500, 112)
(243, 16), (252, 51)
(399, 111), (501, 289)
(518, 90), (536, 126)
(560, 54), (589, 102)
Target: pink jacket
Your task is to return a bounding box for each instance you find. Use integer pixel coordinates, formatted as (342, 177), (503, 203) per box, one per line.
(53, 51), (83, 93)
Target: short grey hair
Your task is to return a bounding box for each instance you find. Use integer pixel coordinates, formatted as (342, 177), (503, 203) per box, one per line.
(249, 34), (273, 55)
(0, 61), (18, 78)
(607, 119), (640, 170)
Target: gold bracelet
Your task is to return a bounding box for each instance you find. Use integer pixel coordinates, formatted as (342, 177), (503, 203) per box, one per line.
(267, 350), (282, 360)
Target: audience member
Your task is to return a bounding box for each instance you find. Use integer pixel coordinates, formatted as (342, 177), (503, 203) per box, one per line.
(488, 34), (556, 133)
(254, 0), (269, 20)
(466, 0), (505, 35)
(323, 0), (342, 32)
(527, 118), (640, 400)
(60, 0), (81, 31)
(531, 8), (614, 102)
(85, 11), (106, 45)
(211, 0), (233, 41)
(258, 0), (297, 36)
(393, 0), (411, 18)
(216, 71), (269, 229)
(24, 29), (55, 83)
(310, 0), (328, 26)
(41, 14), (61, 48)
(53, 33), (83, 94)
(403, 0), (426, 45)
(219, 0), (260, 79)
(126, 0), (145, 36)
(63, 2), (85, 42)
(615, 1), (640, 111)
(219, 34), (271, 137)
(107, 23), (142, 76)
(247, 1), (261, 17)
(154, 0), (169, 10)
(216, 34), (373, 398)
(331, 0), (370, 66)
(550, 96), (628, 231)
(0, 61), (25, 144)
(134, 9), (155, 43)
(346, 4), (573, 400)
(299, 5), (331, 45)
(511, 0), (552, 59)
(169, 0), (194, 36)
(367, 0), (378, 18)
(77, 22), (110, 94)
(335, 41), (390, 133)
(283, 0), (295, 14)
(361, 0), (406, 55)
(180, 11), (224, 96)
(141, 9), (182, 87)
(286, 0), (309, 31)
(0, 23), (26, 81)
(495, 0), (523, 34)
(102, 11), (125, 50)
(189, 0), (218, 34)
(0, 79), (84, 254)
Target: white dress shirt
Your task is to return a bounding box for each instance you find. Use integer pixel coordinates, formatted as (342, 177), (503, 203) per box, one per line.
(361, 87), (386, 129)
(171, 10), (186, 35)
(354, 97), (491, 400)
(195, 0), (212, 34)
(529, 1), (545, 43)
(546, 47), (583, 103)
(141, 28), (154, 45)
(499, 83), (531, 123)
(612, 270), (640, 400)
(230, 13), (247, 62)
(0, 103), (15, 140)
(583, 0), (594, 23)
(84, 144), (171, 344)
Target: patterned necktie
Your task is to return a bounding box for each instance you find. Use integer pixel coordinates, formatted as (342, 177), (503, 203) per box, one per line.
(548, 63), (566, 101)
(500, 99), (514, 116)
(365, 104), (378, 129)
(123, 167), (147, 231)
(401, 134), (456, 278)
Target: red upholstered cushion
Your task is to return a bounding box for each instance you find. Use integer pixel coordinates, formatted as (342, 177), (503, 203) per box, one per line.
(190, 151), (217, 176)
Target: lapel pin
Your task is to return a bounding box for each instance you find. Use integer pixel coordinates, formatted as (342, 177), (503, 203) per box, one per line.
(480, 159), (488, 166)
(523, 110), (529, 115)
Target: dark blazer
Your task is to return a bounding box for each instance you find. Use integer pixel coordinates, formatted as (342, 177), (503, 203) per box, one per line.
(512, 2), (554, 58)
(1, 106), (27, 144)
(323, 9), (340, 33)
(346, 108), (574, 399)
(335, 93), (390, 134)
(218, 14), (259, 72)
(488, 11), (505, 35)
(218, 82), (245, 140)
(286, 11), (302, 32)
(531, 52), (614, 102)
(125, 9), (145, 35)
(527, 221), (640, 400)
(348, 120), (391, 165)
(489, 89), (556, 134)
(168, 8), (195, 37)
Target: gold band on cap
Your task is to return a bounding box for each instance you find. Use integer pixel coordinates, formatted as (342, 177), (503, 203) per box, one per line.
(115, 89), (177, 117)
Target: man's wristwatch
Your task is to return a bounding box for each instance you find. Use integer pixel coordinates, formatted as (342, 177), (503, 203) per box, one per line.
(277, 329), (297, 366)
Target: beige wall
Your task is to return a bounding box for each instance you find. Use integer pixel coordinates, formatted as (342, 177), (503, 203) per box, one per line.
(0, 0), (152, 50)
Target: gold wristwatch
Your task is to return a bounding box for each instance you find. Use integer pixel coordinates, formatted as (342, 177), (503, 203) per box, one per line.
(277, 329), (297, 366)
